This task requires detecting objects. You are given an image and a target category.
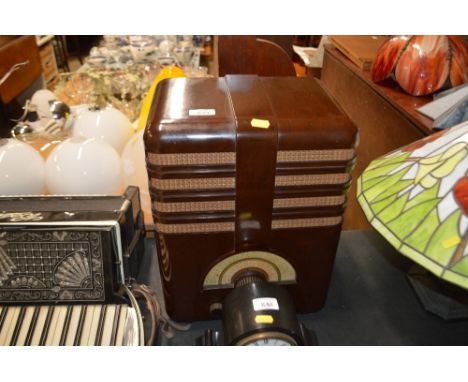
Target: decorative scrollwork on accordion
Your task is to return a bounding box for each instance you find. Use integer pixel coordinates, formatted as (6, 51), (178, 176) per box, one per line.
(53, 250), (92, 288)
(0, 240), (16, 286)
(0, 230), (105, 302)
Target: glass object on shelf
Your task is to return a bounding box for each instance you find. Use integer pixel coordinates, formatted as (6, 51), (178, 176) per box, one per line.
(54, 36), (210, 122)
(129, 36), (156, 63)
(57, 72), (94, 106)
(158, 35), (176, 56)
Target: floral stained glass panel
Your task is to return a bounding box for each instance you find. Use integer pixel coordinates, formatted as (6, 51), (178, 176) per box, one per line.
(357, 121), (468, 289)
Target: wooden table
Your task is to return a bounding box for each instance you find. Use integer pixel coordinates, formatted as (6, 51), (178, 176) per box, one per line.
(321, 45), (435, 230)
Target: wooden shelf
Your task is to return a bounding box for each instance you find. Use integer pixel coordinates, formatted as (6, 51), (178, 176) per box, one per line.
(38, 40), (59, 90)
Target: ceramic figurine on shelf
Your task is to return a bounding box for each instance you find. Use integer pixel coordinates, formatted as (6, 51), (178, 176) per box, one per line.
(11, 89), (72, 138)
(372, 36), (468, 96)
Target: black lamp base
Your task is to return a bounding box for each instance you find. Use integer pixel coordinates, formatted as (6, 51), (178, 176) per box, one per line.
(407, 264), (468, 320)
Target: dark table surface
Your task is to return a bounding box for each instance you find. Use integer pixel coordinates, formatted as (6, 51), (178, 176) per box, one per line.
(138, 230), (468, 346)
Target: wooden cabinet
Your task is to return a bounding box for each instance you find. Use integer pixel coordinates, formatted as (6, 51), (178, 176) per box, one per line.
(0, 36), (43, 136)
(0, 35), (42, 104)
(37, 37), (60, 90)
(321, 45), (434, 230)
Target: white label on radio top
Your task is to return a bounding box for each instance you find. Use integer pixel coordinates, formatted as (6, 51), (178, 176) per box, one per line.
(189, 109), (216, 116)
(252, 297), (279, 311)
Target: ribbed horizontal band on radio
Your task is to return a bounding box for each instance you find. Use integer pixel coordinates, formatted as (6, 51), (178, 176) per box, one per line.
(147, 149), (355, 166)
(275, 174), (350, 186)
(155, 221), (235, 234)
(150, 173), (351, 190)
(277, 150), (354, 163)
(154, 216), (342, 234)
(271, 216), (342, 229)
(153, 195), (346, 213)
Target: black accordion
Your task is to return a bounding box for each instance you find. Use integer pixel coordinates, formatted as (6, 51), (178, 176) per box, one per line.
(0, 187), (146, 346)
(0, 187), (144, 305)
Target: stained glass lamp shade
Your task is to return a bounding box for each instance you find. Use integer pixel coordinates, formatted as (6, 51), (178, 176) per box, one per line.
(371, 35), (468, 96)
(357, 120), (468, 289)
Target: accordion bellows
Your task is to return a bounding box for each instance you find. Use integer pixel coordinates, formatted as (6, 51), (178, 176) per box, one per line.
(145, 75), (358, 321)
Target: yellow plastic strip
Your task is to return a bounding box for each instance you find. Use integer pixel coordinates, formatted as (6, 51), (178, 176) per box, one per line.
(251, 118), (270, 129)
(255, 315), (274, 324)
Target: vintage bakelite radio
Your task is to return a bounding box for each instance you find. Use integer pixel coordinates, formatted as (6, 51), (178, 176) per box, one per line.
(145, 75), (357, 323)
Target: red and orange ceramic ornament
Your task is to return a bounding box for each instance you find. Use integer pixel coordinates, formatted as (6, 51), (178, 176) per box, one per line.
(372, 36), (468, 96)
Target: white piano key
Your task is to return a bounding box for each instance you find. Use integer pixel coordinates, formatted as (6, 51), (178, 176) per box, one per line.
(0, 303), (141, 346)
(24, 306), (40, 346)
(38, 306), (55, 346)
(64, 306), (83, 346)
(100, 305), (116, 346)
(51, 306), (69, 346)
(109, 305), (121, 346)
(59, 306), (73, 346)
(10, 306), (27, 345)
(15, 307), (36, 346)
(0, 306), (7, 334)
(85, 305), (102, 346)
(29, 306), (50, 346)
(0, 307), (20, 346)
(79, 305), (96, 346)
(43, 306), (59, 346)
(45, 306), (67, 346)
(0, 307), (15, 345)
(114, 305), (128, 346)
(94, 305), (107, 346)
(74, 305), (89, 346)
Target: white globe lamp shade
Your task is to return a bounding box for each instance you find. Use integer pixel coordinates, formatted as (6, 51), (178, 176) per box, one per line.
(72, 105), (134, 154)
(0, 138), (45, 195)
(45, 137), (123, 195)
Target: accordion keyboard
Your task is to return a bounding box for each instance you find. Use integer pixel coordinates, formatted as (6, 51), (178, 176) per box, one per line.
(0, 304), (140, 346)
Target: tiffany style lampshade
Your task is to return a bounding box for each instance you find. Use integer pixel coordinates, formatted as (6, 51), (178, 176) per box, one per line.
(371, 35), (468, 96)
(357, 120), (468, 290)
